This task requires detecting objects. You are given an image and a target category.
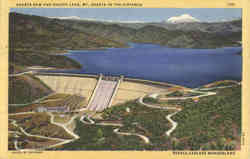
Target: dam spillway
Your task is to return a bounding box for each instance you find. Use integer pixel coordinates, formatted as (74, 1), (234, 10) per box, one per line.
(87, 79), (118, 112)
(35, 72), (174, 111)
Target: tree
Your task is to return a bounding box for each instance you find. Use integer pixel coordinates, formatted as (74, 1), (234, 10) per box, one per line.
(97, 128), (103, 138)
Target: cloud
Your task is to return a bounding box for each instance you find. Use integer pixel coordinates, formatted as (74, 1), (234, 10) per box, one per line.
(167, 14), (200, 23)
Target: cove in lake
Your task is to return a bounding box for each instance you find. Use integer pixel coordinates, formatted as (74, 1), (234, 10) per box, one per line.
(55, 43), (242, 88)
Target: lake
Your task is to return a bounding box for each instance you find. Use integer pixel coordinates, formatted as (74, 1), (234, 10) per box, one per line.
(56, 43), (242, 88)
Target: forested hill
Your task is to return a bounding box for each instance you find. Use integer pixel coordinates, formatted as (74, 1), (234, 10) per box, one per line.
(9, 12), (242, 72)
(11, 12), (241, 51)
(9, 12), (128, 70)
(9, 12), (242, 70)
(55, 16), (242, 49)
(8, 12), (242, 105)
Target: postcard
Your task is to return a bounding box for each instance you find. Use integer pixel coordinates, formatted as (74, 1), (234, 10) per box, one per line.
(0, 0), (249, 159)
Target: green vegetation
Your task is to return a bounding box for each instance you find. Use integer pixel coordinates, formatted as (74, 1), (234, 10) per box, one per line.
(9, 74), (52, 105)
(9, 12), (128, 70)
(143, 97), (159, 104)
(166, 91), (184, 97)
(53, 114), (73, 124)
(60, 101), (174, 150)
(171, 86), (241, 150)
(8, 12), (241, 107)
(58, 119), (145, 150)
(132, 26), (241, 48)
(9, 63), (26, 74)
(164, 90), (202, 98)
(8, 11), (242, 151)
(10, 13), (242, 65)
(102, 101), (172, 143)
(9, 52), (82, 70)
(213, 81), (238, 87)
(9, 113), (73, 139)
(60, 84), (241, 150)
(42, 93), (70, 100)
(8, 132), (59, 150)
(199, 81), (239, 89)
(9, 93), (84, 113)
(9, 105), (31, 114)
(183, 92), (202, 97)
(66, 18), (241, 49)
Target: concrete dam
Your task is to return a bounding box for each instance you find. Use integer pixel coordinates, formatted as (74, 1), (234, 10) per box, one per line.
(35, 72), (173, 112)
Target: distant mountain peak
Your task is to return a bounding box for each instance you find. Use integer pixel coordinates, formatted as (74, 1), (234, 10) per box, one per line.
(166, 14), (200, 24)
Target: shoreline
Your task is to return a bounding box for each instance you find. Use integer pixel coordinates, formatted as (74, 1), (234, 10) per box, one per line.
(34, 71), (241, 89)
(50, 43), (242, 55)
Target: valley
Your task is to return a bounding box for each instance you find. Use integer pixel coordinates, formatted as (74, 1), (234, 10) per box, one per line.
(8, 72), (241, 150)
(8, 10), (242, 151)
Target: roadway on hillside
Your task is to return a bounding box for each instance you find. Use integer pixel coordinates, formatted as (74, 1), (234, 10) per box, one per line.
(8, 71), (33, 77)
(9, 112), (79, 151)
(88, 80), (117, 112)
(139, 84), (237, 137)
(80, 115), (150, 144)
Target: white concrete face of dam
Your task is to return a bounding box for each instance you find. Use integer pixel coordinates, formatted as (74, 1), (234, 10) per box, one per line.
(36, 75), (97, 103)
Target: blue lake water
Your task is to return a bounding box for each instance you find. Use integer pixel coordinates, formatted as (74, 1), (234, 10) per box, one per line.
(55, 43), (242, 88)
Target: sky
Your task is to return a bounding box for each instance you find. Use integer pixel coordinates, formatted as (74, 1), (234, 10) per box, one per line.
(10, 8), (242, 22)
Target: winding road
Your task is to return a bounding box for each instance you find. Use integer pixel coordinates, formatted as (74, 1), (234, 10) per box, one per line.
(9, 71), (33, 77)
(113, 128), (150, 144)
(9, 112), (79, 151)
(80, 114), (150, 144)
(48, 113), (79, 139)
(139, 84), (237, 137)
(138, 97), (181, 136)
(9, 83), (237, 150)
(9, 93), (55, 107)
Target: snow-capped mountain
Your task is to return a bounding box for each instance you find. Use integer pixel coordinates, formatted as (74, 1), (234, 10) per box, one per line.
(166, 14), (200, 23)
